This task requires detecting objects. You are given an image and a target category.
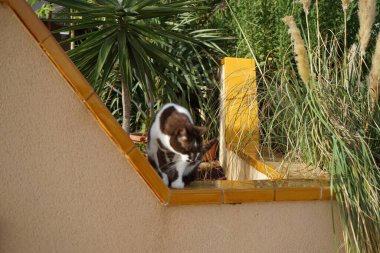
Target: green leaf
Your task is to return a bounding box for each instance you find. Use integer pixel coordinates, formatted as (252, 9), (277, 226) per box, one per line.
(99, 48), (118, 90)
(95, 0), (119, 7)
(129, 0), (156, 11)
(47, 0), (98, 10)
(117, 29), (133, 88)
(95, 34), (117, 80)
(52, 20), (108, 34)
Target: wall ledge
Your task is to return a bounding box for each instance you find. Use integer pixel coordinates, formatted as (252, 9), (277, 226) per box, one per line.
(166, 179), (333, 205)
(3, 0), (334, 206)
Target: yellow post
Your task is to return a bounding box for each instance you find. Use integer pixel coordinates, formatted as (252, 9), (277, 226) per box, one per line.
(220, 57), (281, 180)
(221, 57), (259, 149)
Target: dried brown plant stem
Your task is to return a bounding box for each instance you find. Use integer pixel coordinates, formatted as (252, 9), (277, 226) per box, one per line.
(342, 0), (350, 88)
(298, 1), (313, 77)
(299, 0), (310, 15)
(306, 9), (312, 76)
(316, 0), (321, 79)
(341, 0), (350, 11)
(283, 16), (310, 85)
(347, 44), (358, 80)
(358, 0), (377, 56)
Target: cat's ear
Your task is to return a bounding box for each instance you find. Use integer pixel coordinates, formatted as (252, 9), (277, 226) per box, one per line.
(194, 126), (207, 135)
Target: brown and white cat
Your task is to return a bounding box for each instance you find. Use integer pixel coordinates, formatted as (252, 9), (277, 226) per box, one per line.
(147, 103), (213, 188)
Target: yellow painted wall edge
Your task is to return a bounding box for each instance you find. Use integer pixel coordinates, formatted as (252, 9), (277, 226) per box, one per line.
(2, 0), (333, 205)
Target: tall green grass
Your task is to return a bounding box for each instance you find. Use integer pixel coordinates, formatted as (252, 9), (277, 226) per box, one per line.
(230, 0), (379, 251)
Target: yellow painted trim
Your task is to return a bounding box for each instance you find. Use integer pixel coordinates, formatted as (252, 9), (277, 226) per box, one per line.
(244, 150), (282, 179)
(275, 180), (324, 201)
(128, 148), (171, 204)
(320, 180), (334, 200)
(227, 143), (282, 179)
(168, 189), (223, 205)
(275, 187), (321, 201)
(223, 189), (274, 203)
(3, 0), (333, 205)
(165, 180), (333, 205)
(85, 95), (136, 154)
(42, 36), (95, 100)
(222, 180), (275, 203)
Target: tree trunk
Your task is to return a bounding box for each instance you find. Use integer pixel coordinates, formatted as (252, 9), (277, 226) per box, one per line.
(121, 76), (131, 133)
(144, 73), (155, 120)
(70, 9), (75, 50)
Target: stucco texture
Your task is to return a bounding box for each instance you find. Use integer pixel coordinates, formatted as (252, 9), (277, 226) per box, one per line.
(0, 4), (342, 253)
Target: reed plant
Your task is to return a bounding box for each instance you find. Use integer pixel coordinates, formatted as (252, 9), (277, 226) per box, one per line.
(226, 0), (380, 252)
(257, 1), (380, 252)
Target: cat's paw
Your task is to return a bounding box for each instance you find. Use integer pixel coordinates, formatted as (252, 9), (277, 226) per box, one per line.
(171, 179), (185, 189)
(162, 174), (169, 186)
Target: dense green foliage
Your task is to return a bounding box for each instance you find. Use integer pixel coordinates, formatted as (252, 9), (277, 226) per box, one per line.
(208, 0), (380, 65)
(208, 0), (295, 66)
(46, 0), (225, 135)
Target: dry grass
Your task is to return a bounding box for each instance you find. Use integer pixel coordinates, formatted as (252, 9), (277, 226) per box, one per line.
(369, 33), (380, 104)
(358, 0), (377, 55)
(341, 0), (351, 11)
(282, 16), (310, 85)
(227, 2), (380, 251)
(298, 0), (310, 15)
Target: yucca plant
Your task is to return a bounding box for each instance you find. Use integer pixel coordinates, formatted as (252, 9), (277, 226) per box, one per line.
(47, 0), (223, 133)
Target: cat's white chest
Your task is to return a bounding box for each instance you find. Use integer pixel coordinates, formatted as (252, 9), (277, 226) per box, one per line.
(174, 154), (195, 176)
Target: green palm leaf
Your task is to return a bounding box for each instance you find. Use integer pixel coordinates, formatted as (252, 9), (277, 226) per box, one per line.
(48, 0), (224, 132)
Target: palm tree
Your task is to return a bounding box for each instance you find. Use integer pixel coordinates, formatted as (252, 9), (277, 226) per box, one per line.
(48, 0), (223, 133)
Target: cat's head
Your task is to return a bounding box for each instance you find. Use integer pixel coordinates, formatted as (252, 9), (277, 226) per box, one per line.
(170, 123), (207, 162)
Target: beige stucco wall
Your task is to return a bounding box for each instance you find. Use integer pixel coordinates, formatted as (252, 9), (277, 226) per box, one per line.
(0, 4), (342, 253)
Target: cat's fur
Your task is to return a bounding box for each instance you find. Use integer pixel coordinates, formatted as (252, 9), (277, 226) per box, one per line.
(147, 103), (214, 188)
